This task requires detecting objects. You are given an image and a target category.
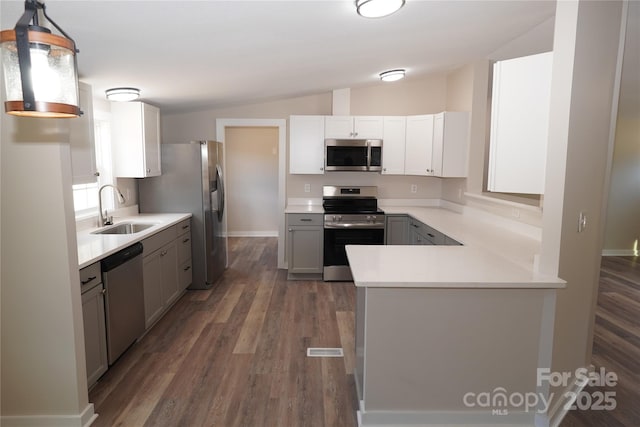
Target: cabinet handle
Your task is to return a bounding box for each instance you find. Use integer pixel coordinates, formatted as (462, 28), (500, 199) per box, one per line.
(411, 223), (419, 228)
(183, 238), (190, 243)
(81, 276), (96, 285)
(320, 167), (324, 171)
(182, 225), (189, 229)
(101, 288), (107, 295)
(300, 218), (312, 222)
(161, 250), (168, 256)
(94, 171), (100, 177)
(427, 233), (435, 238)
(288, 228), (293, 232)
(147, 168), (151, 173)
(183, 266), (191, 271)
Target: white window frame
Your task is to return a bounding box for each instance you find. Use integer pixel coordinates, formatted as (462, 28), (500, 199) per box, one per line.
(73, 111), (116, 220)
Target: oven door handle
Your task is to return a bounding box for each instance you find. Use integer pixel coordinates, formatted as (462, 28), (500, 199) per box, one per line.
(324, 223), (385, 229)
(366, 140), (371, 171)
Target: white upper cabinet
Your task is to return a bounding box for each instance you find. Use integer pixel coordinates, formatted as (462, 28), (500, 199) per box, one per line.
(381, 116), (406, 175)
(289, 115), (325, 174)
(404, 115), (435, 176)
(432, 112), (470, 178)
(404, 113), (470, 177)
(488, 51), (553, 194)
(70, 81), (98, 185)
(325, 115), (383, 139)
(111, 101), (161, 178)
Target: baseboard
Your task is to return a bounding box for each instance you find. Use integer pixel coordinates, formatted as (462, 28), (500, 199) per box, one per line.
(602, 249), (637, 256)
(227, 231), (278, 237)
(1, 403), (97, 427)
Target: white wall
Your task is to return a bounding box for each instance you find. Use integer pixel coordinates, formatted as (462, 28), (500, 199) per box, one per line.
(1, 113), (93, 424)
(540, 0), (625, 418)
(225, 126), (279, 236)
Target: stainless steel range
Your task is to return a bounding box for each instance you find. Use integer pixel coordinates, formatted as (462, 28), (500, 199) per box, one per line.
(323, 186), (385, 281)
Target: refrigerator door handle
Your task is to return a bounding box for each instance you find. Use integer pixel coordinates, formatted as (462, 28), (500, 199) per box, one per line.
(216, 164), (225, 221)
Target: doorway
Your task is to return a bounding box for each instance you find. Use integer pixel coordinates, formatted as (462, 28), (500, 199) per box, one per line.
(224, 126), (279, 237)
(216, 118), (287, 268)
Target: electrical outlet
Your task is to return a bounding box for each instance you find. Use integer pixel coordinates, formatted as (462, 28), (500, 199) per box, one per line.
(304, 183), (310, 193)
(411, 184), (417, 193)
(511, 208), (520, 219)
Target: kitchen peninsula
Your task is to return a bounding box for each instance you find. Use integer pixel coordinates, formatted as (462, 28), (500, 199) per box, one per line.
(347, 206), (565, 426)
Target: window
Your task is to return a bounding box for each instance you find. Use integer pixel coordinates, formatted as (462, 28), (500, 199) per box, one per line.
(73, 114), (115, 219)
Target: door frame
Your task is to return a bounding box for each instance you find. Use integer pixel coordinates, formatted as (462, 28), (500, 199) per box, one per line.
(216, 118), (287, 268)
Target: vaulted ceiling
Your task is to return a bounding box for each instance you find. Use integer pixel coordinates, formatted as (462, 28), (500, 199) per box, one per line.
(2, 0), (561, 113)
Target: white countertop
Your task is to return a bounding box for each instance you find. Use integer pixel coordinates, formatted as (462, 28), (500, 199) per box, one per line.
(347, 206), (565, 289)
(76, 213), (191, 269)
(284, 204), (324, 214)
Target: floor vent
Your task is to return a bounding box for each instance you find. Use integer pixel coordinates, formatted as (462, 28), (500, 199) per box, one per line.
(307, 347), (344, 358)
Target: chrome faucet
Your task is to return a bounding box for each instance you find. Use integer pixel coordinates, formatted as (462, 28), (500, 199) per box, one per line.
(98, 184), (126, 226)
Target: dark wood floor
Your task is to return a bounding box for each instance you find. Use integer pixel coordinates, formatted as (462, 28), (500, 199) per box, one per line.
(561, 256), (640, 427)
(89, 240), (639, 426)
(89, 237), (358, 427)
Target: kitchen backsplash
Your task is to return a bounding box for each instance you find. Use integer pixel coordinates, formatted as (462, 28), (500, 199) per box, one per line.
(287, 172), (443, 199)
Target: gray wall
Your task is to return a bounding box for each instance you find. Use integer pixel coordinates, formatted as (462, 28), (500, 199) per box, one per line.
(603, 1), (640, 255)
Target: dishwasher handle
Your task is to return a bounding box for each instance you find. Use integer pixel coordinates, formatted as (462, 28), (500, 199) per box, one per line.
(101, 242), (144, 272)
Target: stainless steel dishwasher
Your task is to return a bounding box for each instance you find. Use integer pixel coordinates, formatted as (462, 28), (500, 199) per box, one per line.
(101, 242), (145, 365)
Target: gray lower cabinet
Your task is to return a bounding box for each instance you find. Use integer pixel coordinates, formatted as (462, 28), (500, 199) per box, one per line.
(385, 215), (410, 245)
(142, 218), (191, 329)
(286, 213), (323, 278)
(409, 218), (434, 245)
(388, 215), (462, 247)
(177, 223), (193, 290)
(80, 262), (108, 389)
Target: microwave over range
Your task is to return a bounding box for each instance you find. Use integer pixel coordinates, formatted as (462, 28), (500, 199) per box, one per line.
(325, 139), (382, 172)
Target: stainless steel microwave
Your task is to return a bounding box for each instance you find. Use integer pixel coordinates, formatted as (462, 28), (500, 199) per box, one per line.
(325, 139), (382, 172)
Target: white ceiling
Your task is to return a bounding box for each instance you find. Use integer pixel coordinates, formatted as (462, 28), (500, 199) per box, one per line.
(2, 1), (560, 113)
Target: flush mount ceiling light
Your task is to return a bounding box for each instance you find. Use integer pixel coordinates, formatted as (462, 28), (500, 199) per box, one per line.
(356, 0), (406, 18)
(0, 0), (80, 118)
(105, 87), (140, 102)
(380, 69), (406, 82)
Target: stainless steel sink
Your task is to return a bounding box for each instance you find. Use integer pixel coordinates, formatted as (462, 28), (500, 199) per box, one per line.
(91, 223), (155, 235)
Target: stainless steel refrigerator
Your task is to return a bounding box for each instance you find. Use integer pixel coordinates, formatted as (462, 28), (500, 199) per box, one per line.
(138, 141), (227, 289)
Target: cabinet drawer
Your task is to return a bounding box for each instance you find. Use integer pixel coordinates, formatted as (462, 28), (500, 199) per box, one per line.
(179, 260), (192, 289)
(142, 225), (177, 255)
(287, 213), (323, 226)
(178, 232), (192, 264)
(420, 223), (445, 245)
(176, 219), (191, 235)
(80, 262), (101, 293)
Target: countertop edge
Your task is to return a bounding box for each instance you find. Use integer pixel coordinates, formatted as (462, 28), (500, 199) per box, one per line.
(77, 213), (192, 269)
